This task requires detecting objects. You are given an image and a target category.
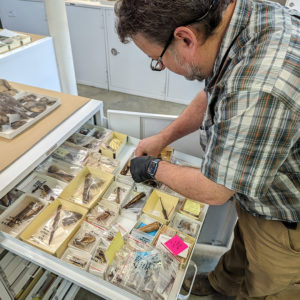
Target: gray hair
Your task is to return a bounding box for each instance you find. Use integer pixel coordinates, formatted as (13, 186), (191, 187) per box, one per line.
(115, 0), (234, 45)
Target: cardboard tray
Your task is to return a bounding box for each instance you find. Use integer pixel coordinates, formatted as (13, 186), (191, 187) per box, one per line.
(143, 189), (179, 225)
(179, 198), (208, 221)
(0, 193), (47, 238)
(16, 171), (67, 203)
(19, 198), (88, 257)
(100, 131), (127, 159)
(59, 166), (114, 209)
(0, 91), (61, 139)
(152, 225), (195, 269)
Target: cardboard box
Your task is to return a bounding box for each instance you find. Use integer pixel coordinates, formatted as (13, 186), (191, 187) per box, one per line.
(68, 220), (102, 254)
(143, 189), (179, 224)
(101, 181), (132, 206)
(17, 172), (67, 203)
(61, 247), (92, 271)
(170, 212), (202, 238)
(100, 131), (127, 159)
(159, 146), (174, 162)
(0, 194), (47, 237)
(59, 166), (114, 209)
(179, 198), (208, 221)
(133, 213), (163, 242)
(20, 198), (88, 257)
(152, 225), (195, 268)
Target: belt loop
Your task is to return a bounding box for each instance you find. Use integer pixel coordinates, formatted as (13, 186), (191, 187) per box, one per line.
(282, 221), (297, 230)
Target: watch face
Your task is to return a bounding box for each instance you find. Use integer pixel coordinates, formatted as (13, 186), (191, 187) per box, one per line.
(147, 161), (157, 177)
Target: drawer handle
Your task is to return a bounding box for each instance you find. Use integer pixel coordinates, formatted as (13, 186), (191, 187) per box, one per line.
(111, 48), (120, 56)
(178, 260), (198, 300)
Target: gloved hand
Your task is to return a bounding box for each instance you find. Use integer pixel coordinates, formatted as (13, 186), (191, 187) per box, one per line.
(130, 156), (161, 183)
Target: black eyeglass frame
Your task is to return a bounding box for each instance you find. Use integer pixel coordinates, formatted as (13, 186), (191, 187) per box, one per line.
(150, 0), (217, 71)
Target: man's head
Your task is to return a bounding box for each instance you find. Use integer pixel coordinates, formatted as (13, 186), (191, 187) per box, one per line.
(115, 0), (235, 81)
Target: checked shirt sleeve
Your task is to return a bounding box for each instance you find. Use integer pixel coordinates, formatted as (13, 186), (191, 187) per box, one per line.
(200, 90), (299, 198)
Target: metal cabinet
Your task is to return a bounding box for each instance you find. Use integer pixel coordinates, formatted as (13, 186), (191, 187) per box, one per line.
(66, 3), (108, 89)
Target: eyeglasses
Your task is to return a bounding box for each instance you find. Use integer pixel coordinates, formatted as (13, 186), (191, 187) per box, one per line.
(150, 0), (217, 71)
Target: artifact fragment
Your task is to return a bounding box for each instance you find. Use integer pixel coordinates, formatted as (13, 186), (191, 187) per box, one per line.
(159, 197), (168, 220)
(123, 192), (146, 209)
(47, 165), (74, 182)
(48, 204), (62, 245)
(74, 233), (96, 247)
(5, 201), (44, 228)
(62, 211), (82, 226)
(138, 221), (160, 233)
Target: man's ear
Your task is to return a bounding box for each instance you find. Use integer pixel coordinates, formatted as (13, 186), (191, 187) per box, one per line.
(173, 27), (198, 52)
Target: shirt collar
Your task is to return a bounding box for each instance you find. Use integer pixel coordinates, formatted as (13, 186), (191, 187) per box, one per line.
(206, 0), (252, 89)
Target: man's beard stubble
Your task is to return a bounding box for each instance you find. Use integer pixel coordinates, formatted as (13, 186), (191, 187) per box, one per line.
(174, 49), (206, 82)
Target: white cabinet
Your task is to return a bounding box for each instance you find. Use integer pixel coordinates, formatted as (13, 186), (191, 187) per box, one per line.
(0, 0), (204, 105)
(0, 0), (49, 36)
(166, 71), (204, 105)
(105, 9), (167, 100)
(0, 35), (61, 92)
(286, 0), (300, 10)
(66, 4), (108, 89)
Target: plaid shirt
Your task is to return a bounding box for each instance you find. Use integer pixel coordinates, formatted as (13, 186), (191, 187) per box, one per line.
(201, 0), (300, 222)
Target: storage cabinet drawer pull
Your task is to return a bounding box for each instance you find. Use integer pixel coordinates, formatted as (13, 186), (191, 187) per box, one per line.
(111, 48), (120, 56)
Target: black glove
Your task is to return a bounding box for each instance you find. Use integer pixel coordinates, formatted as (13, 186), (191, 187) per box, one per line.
(130, 156), (161, 183)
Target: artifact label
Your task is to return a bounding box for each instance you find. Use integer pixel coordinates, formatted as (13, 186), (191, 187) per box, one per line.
(164, 235), (188, 256)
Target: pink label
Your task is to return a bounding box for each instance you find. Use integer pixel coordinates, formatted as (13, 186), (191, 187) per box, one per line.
(164, 235), (188, 256)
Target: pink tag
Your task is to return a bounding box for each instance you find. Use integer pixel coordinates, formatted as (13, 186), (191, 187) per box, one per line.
(164, 235), (188, 256)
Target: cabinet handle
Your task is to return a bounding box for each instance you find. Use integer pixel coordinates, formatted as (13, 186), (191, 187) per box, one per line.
(111, 48), (120, 56)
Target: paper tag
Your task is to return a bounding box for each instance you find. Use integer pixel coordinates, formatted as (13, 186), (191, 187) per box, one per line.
(184, 199), (201, 216)
(105, 230), (124, 265)
(164, 235), (188, 256)
(54, 148), (70, 158)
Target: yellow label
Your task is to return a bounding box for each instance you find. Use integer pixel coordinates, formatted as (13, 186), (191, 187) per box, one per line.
(54, 148), (69, 158)
(183, 199), (201, 216)
(109, 138), (121, 151)
(105, 231), (124, 265)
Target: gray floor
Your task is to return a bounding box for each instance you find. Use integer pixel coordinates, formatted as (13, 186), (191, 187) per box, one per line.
(77, 84), (187, 116)
(74, 84), (233, 300)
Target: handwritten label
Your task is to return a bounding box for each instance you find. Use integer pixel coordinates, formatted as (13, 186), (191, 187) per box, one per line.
(164, 235), (188, 256)
(184, 199), (201, 217)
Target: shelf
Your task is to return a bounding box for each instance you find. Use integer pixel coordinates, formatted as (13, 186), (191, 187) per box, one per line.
(0, 99), (103, 199)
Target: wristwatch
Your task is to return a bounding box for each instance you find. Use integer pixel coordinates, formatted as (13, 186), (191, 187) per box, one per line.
(147, 158), (161, 179)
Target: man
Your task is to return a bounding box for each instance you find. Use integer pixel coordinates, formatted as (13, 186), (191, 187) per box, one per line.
(115, 0), (300, 299)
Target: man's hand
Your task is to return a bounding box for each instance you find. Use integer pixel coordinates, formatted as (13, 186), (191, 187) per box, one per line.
(135, 134), (167, 157)
(130, 156), (160, 183)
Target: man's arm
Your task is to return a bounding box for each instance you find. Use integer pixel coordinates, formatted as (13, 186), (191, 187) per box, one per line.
(160, 89), (208, 144)
(135, 90), (208, 156)
(156, 161), (234, 205)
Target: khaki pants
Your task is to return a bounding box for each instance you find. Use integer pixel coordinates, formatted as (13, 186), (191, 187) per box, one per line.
(208, 204), (300, 300)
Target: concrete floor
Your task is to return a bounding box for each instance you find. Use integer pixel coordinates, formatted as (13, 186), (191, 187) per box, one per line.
(74, 84), (232, 300)
(77, 84), (187, 117)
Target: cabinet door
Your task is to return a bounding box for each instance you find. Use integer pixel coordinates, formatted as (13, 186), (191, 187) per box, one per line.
(66, 5), (108, 89)
(105, 9), (166, 100)
(0, 0), (49, 36)
(166, 71), (205, 105)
